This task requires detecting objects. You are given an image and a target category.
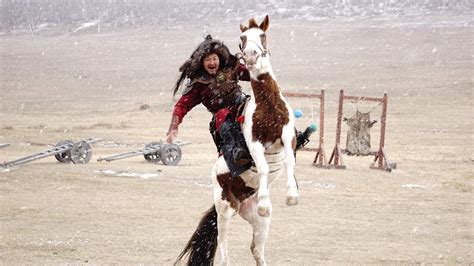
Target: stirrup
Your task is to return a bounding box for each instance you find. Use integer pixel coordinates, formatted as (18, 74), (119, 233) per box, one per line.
(233, 149), (251, 166)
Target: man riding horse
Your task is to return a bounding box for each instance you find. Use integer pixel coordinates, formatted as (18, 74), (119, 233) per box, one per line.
(166, 35), (252, 167)
(166, 34), (313, 174)
(175, 15), (310, 265)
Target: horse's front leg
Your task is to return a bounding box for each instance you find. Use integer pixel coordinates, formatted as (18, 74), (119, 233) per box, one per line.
(282, 127), (299, 205)
(249, 142), (271, 217)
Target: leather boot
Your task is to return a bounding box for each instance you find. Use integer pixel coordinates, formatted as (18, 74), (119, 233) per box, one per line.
(219, 120), (251, 166)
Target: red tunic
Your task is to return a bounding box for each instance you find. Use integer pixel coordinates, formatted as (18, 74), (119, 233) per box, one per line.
(169, 64), (250, 133)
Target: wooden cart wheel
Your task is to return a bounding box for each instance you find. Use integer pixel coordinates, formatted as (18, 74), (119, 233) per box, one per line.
(143, 142), (162, 163)
(54, 140), (73, 163)
(69, 141), (92, 164)
(160, 144), (182, 166)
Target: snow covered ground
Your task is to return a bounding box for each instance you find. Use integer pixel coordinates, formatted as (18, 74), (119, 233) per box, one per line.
(0, 10), (472, 264)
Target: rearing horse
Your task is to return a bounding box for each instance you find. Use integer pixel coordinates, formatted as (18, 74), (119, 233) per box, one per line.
(175, 15), (298, 265)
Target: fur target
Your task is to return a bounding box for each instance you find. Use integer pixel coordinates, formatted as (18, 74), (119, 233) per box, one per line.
(344, 110), (377, 156)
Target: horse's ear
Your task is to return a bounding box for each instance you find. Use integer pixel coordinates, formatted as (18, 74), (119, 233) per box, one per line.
(240, 24), (248, 32)
(260, 15), (269, 32)
(249, 18), (259, 28)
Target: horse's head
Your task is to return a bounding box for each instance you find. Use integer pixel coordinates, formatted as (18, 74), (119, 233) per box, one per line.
(239, 15), (270, 71)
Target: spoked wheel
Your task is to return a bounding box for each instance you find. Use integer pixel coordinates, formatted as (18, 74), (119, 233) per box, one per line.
(161, 144), (182, 166)
(143, 142), (162, 163)
(144, 152), (161, 163)
(54, 140), (73, 163)
(69, 141), (92, 164)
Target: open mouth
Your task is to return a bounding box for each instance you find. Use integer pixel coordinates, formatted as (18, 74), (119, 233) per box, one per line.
(243, 54), (257, 67)
(246, 63), (255, 70)
(243, 57), (257, 70)
(207, 65), (217, 73)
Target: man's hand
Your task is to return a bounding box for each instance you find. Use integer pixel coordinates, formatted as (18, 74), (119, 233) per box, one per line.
(166, 129), (178, 144)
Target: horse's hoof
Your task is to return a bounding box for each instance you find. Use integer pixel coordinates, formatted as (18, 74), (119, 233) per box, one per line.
(286, 196), (298, 206)
(258, 206), (270, 217)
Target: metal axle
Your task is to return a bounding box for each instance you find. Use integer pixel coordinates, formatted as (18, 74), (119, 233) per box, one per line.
(97, 141), (182, 166)
(1, 138), (101, 168)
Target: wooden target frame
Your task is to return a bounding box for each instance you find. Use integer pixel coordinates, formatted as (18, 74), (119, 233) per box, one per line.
(329, 89), (394, 172)
(283, 89), (328, 168)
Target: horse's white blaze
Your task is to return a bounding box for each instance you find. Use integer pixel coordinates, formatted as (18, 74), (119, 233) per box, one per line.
(241, 28), (276, 80)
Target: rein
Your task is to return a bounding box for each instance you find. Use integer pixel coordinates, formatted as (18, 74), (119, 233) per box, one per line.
(245, 39), (268, 56)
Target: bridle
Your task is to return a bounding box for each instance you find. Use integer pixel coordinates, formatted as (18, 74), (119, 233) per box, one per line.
(238, 33), (269, 64)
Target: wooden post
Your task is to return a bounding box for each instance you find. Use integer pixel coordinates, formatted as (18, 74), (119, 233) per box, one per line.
(370, 92), (394, 172)
(328, 89), (346, 169)
(313, 89), (328, 168)
(333, 90), (393, 172)
(282, 90), (328, 168)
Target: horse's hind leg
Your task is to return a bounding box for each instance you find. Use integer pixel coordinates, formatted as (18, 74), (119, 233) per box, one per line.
(215, 198), (234, 266)
(282, 126), (299, 205)
(212, 163), (236, 265)
(239, 195), (271, 266)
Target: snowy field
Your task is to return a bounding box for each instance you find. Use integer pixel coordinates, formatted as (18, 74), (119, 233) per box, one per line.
(0, 8), (473, 265)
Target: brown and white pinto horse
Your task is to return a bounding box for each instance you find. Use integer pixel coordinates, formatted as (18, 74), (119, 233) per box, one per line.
(175, 15), (298, 265)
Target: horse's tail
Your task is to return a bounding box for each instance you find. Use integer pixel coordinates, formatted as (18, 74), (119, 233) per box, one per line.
(175, 205), (218, 265)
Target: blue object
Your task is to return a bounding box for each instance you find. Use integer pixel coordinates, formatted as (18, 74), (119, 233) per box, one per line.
(309, 123), (317, 132)
(294, 109), (303, 118)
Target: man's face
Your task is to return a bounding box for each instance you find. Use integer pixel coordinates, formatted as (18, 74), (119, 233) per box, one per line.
(203, 53), (220, 75)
